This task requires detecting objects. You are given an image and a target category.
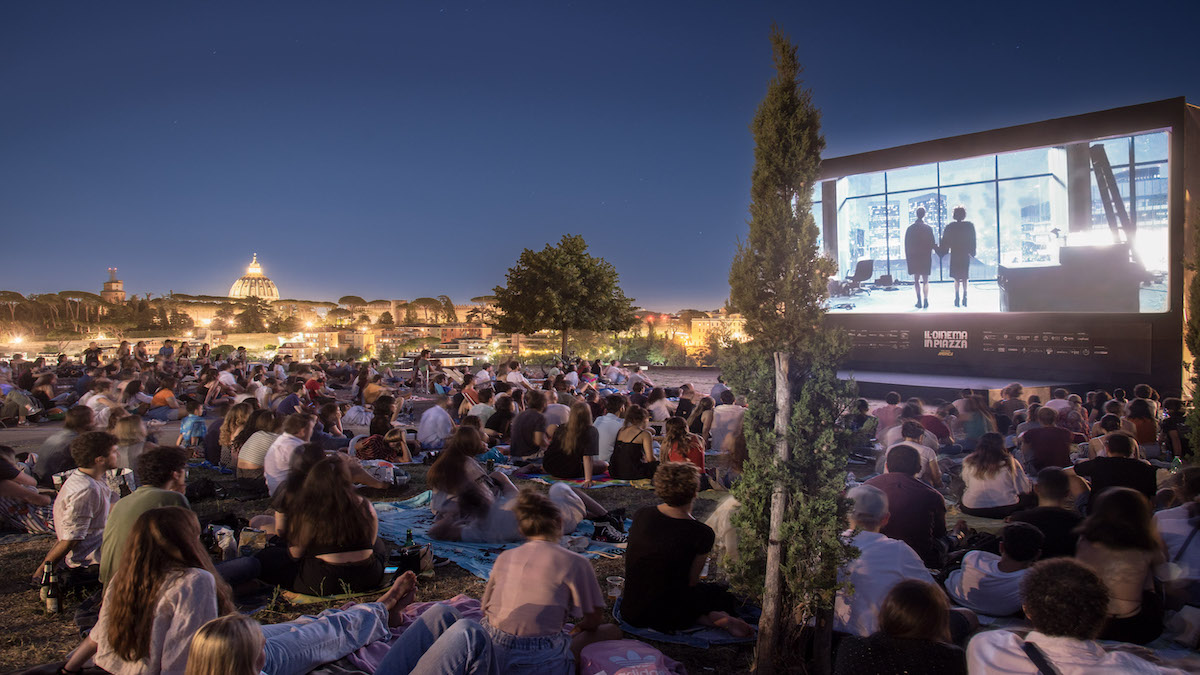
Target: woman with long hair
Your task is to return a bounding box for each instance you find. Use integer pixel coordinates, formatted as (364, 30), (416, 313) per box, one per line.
(717, 426), (748, 489)
(610, 405), (658, 480)
(117, 340), (131, 361)
(63, 506), (236, 674)
(318, 402), (346, 439)
(542, 403), (607, 484)
(1126, 398), (1160, 459)
(646, 386), (674, 422)
(662, 416), (705, 471)
(219, 402), (255, 468)
(185, 614), (264, 675)
(958, 432), (1031, 519)
(428, 428), (617, 543)
(957, 396), (996, 451)
(369, 395), (398, 438)
(119, 379), (152, 415)
(483, 394), (515, 444)
(255, 451), (387, 595)
(686, 396), (715, 446)
(833, 580), (966, 674)
(1075, 487), (1167, 644)
(233, 409), (280, 491)
(113, 415), (153, 472)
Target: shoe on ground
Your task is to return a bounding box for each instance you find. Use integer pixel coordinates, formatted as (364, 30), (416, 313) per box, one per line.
(592, 522), (628, 544)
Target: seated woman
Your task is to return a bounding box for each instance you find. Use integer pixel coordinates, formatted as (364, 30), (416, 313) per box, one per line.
(482, 490), (622, 672)
(662, 417), (705, 471)
(958, 432), (1032, 519)
(369, 395), (399, 438)
(686, 396), (715, 447)
(622, 462), (752, 636)
(145, 376), (186, 421)
(609, 405), (659, 480)
(427, 428), (624, 543)
(957, 396), (996, 453)
(833, 580), (966, 675)
(84, 379), (124, 429)
(645, 387), (675, 422)
(65, 506), (449, 675)
(542, 403), (607, 485)
(255, 447), (387, 595)
(119, 379), (153, 416)
(483, 394), (516, 445)
(232, 409), (281, 492)
(1075, 487), (1167, 644)
(31, 373), (71, 416)
(113, 415), (154, 473)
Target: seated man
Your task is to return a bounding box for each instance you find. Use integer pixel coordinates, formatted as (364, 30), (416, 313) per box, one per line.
(865, 445), (949, 568)
(99, 445), (190, 586)
(945, 522), (1043, 616)
(34, 431), (120, 586)
(834, 484), (935, 637)
(1008, 467), (1083, 559)
(1019, 406), (1073, 471)
(878, 420), (943, 488)
(417, 396), (456, 450)
(263, 414), (315, 496)
(966, 558), (1188, 673)
(34, 406), (94, 487)
(1069, 432), (1157, 502)
(879, 402), (940, 451)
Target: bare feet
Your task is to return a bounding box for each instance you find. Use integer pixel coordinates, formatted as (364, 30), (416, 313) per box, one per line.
(378, 571), (418, 627)
(709, 611), (754, 638)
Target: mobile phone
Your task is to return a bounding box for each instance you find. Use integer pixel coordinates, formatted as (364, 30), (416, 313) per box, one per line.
(384, 566), (399, 574)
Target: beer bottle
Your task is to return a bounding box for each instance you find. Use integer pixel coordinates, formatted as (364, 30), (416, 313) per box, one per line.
(45, 571), (61, 614)
(486, 458), (495, 473)
(39, 561), (53, 603)
(404, 529), (415, 548)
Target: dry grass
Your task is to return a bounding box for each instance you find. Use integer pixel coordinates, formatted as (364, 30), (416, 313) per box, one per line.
(0, 462), (752, 674)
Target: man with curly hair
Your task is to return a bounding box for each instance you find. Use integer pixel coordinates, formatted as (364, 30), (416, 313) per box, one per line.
(966, 558), (1186, 673)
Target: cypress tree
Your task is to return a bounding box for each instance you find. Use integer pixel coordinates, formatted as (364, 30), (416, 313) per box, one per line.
(724, 26), (857, 674)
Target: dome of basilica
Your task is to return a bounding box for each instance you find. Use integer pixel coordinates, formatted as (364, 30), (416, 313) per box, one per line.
(229, 254), (280, 301)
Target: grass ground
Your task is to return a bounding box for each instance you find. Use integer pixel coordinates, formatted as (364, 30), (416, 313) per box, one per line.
(0, 460), (753, 674)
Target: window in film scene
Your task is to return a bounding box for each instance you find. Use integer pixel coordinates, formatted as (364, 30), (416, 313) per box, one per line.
(823, 129), (1169, 314)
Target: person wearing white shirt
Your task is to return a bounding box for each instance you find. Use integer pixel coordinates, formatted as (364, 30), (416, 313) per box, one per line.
(263, 415), (314, 497)
(709, 391), (745, 453)
(945, 523), (1042, 616)
(593, 394), (626, 463)
(833, 484), (934, 637)
(504, 361), (534, 390)
(1043, 388), (1072, 415)
(627, 369), (654, 390)
(417, 397), (456, 450)
(216, 365), (242, 394)
(563, 369), (580, 390)
(36, 431), (120, 581)
(966, 558), (1187, 674)
(878, 419), (943, 488)
(474, 364), (495, 389)
(603, 361), (626, 385)
(1155, 467), (1200, 608)
(468, 389), (496, 426)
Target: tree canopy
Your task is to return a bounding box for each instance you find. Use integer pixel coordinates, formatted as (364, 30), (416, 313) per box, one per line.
(493, 234), (637, 354)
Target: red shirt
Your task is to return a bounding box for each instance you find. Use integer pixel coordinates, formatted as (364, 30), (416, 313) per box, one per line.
(665, 435), (705, 470)
(917, 415), (951, 442)
(304, 379), (323, 401)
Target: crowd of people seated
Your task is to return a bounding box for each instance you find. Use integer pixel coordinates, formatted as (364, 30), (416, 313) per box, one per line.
(833, 379), (1199, 673)
(6, 343), (1200, 673)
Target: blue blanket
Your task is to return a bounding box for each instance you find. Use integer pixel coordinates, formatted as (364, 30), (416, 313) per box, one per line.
(375, 491), (624, 580)
(611, 597), (759, 648)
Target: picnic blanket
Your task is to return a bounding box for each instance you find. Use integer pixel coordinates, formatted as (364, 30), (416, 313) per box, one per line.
(519, 472), (646, 489)
(611, 597), (759, 648)
(375, 491), (624, 580)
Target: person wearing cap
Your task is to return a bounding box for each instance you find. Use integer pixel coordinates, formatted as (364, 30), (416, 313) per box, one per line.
(833, 484), (934, 637)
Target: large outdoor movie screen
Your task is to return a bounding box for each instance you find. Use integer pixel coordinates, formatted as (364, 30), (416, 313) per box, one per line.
(820, 129), (1170, 314)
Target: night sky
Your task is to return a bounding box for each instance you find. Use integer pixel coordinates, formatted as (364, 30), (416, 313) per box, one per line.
(2, 1), (1197, 311)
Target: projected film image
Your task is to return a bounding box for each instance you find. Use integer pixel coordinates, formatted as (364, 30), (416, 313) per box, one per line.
(821, 130), (1170, 314)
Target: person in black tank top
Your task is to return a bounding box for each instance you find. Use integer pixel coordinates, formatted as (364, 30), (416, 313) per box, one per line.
(609, 405), (659, 480)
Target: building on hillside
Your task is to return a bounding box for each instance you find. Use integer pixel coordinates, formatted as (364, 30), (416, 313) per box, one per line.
(100, 268), (126, 305)
(440, 323), (491, 341)
(448, 337), (492, 357)
(276, 341), (319, 362)
(229, 254), (280, 302)
(688, 314), (747, 346)
(339, 329), (376, 357)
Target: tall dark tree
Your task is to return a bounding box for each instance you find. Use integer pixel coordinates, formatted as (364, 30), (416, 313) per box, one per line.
(724, 28), (855, 674)
(493, 234), (637, 355)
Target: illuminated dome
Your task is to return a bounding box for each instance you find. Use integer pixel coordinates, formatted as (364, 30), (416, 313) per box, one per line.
(228, 254), (280, 301)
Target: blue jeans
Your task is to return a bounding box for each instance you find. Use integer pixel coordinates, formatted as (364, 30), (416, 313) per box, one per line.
(261, 602), (391, 675)
(482, 621), (573, 675)
(376, 604), (499, 675)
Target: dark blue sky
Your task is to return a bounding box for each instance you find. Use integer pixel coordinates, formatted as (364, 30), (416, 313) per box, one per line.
(2, 1), (1196, 311)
